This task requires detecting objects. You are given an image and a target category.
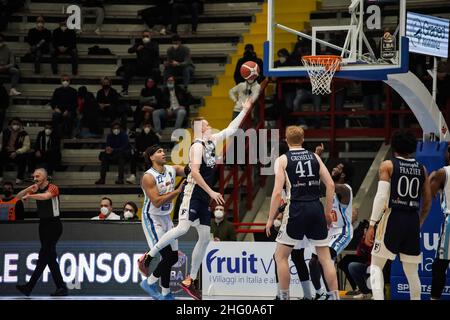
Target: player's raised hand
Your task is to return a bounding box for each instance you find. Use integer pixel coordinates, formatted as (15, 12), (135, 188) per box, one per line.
(209, 191), (225, 205)
(315, 143), (324, 157)
(365, 225), (375, 247)
(265, 218), (273, 237)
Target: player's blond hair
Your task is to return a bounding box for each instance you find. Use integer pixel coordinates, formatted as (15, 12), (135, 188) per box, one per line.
(285, 126), (304, 146)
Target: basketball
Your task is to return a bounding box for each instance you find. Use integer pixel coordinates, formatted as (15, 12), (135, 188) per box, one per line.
(240, 61), (260, 81)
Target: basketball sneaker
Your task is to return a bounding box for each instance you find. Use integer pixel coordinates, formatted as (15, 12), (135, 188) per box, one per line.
(140, 280), (162, 300)
(181, 277), (201, 300)
(137, 252), (153, 277)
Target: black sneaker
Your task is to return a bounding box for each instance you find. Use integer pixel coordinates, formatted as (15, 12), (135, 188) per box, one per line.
(314, 292), (330, 300)
(16, 284), (31, 297)
(50, 287), (68, 296)
(95, 179), (105, 185)
(181, 278), (201, 300)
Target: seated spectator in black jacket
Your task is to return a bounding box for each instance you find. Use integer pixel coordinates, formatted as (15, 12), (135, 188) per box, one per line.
(0, 0), (24, 31)
(29, 124), (61, 176)
(134, 76), (162, 129)
(97, 77), (128, 130)
(51, 20), (78, 75)
(0, 82), (9, 131)
(51, 74), (78, 138)
(0, 33), (21, 96)
(95, 122), (131, 185)
(0, 118), (30, 184)
(27, 16), (51, 74)
(121, 30), (160, 96)
(0, 180), (25, 221)
(171, 0), (203, 35)
(77, 86), (101, 138)
(153, 76), (192, 138)
(233, 43), (264, 85)
(163, 35), (195, 87)
(138, 0), (172, 35)
(126, 121), (160, 184)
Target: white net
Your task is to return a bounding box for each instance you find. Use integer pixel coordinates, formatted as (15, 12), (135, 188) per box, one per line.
(301, 55), (342, 95)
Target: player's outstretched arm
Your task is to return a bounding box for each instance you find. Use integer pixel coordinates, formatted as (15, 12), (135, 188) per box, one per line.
(419, 167), (432, 228)
(266, 156), (286, 237)
(173, 164), (188, 177)
(212, 98), (253, 144)
(190, 142), (224, 205)
(142, 174), (182, 208)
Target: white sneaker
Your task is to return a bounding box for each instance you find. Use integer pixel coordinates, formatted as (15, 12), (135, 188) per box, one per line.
(126, 174), (136, 184)
(353, 293), (372, 300)
(9, 88), (21, 96)
(160, 27), (166, 35)
(94, 28), (101, 35)
(156, 133), (162, 140)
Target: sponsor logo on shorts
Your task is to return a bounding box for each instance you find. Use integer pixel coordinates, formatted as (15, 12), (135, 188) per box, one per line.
(181, 209), (187, 217)
(373, 241), (381, 253)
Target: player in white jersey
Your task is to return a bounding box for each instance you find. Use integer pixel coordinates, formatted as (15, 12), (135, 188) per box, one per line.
(138, 145), (187, 300)
(429, 146), (450, 300)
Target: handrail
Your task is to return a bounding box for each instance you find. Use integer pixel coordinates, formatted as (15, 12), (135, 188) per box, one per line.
(218, 79), (268, 224)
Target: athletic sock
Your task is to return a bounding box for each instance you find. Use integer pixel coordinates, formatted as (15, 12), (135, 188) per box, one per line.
(279, 289), (290, 300)
(328, 290), (340, 300)
(147, 274), (158, 285)
(161, 287), (170, 296)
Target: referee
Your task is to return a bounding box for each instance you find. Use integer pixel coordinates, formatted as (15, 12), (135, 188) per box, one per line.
(15, 168), (68, 297)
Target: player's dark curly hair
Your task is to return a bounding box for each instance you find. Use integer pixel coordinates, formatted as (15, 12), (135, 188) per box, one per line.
(391, 130), (417, 155)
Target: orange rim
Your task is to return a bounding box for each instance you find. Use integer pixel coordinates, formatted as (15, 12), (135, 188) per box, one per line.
(302, 55), (342, 71)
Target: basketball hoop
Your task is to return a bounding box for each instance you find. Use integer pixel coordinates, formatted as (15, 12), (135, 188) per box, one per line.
(301, 55), (342, 95)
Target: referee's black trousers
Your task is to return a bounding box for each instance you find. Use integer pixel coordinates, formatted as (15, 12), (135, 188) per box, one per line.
(28, 218), (65, 290)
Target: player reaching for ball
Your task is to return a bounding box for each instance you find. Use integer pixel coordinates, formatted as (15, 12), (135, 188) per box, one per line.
(229, 61), (261, 119)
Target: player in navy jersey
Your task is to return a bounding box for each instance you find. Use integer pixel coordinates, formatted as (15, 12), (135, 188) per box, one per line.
(365, 130), (432, 300)
(266, 126), (338, 300)
(142, 98), (254, 299)
(428, 146), (450, 300)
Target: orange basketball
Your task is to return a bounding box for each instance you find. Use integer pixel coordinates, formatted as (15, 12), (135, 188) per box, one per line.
(240, 61), (260, 81)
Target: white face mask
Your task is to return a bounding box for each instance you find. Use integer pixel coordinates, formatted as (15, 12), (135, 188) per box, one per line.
(173, 44), (180, 50)
(11, 125), (20, 131)
(143, 127), (151, 134)
(45, 129), (52, 136)
(112, 129), (120, 135)
(214, 210), (224, 220)
(124, 210), (134, 219)
(37, 22), (44, 28)
(100, 207), (109, 215)
(273, 219), (282, 228)
(279, 57), (287, 64)
(62, 80), (69, 87)
(142, 37), (150, 44)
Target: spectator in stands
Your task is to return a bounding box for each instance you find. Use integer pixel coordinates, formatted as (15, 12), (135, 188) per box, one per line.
(0, 180), (24, 220)
(91, 197), (120, 220)
(121, 30), (160, 96)
(29, 124), (61, 176)
(138, 0), (172, 35)
(80, 0), (105, 35)
(51, 74), (78, 138)
(0, 82), (9, 131)
(126, 121), (160, 184)
(229, 74), (260, 119)
(97, 76), (128, 130)
(163, 35), (195, 88)
(77, 86), (101, 138)
(51, 20), (78, 75)
(170, 0), (203, 35)
(27, 16), (52, 74)
(0, 118), (30, 184)
(121, 201), (139, 221)
(211, 205), (236, 241)
(0, 0), (25, 31)
(233, 43), (264, 85)
(95, 122), (131, 185)
(153, 76), (192, 139)
(0, 33), (21, 96)
(134, 76), (162, 130)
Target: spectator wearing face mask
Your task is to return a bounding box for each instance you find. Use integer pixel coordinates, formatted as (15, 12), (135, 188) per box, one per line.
(229, 75), (261, 119)
(134, 77), (162, 130)
(77, 86), (101, 138)
(51, 74), (78, 138)
(163, 35), (195, 88)
(127, 122), (160, 184)
(29, 124), (61, 176)
(211, 205), (237, 241)
(97, 77), (128, 130)
(0, 118), (30, 184)
(27, 16), (51, 74)
(91, 197), (120, 220)
(0, 32), (21, 96)
(121, 201), (139, 221)
(0, 180), (24, 221)
(95, 122), (131, 185)
(153, 76), (192, 138)
(121, 30), (160, 96)
(51, 20), (78, 75)
(233, 43), (264, 85)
